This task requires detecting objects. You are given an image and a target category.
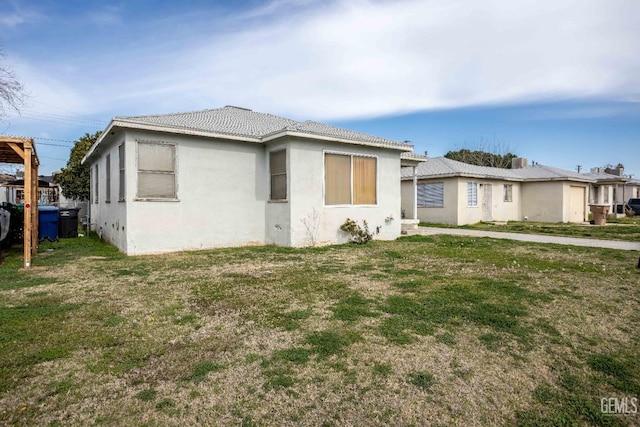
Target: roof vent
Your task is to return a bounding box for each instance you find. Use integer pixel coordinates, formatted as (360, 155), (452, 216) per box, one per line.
(225, 105), (252, 111)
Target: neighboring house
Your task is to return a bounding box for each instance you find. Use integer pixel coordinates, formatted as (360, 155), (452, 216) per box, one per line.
(82, 106), (425, 255)
(583, 166), (639, 212)
(401, 157), (593, 225)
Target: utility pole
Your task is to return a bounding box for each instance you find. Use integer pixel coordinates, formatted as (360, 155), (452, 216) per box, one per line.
(576, 165), (582, 173)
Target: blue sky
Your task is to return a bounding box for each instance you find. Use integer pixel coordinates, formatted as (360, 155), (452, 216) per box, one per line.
(1, 0), (639, 177)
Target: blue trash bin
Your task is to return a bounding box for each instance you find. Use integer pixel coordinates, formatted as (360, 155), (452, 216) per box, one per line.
(39, 206), (59, 241)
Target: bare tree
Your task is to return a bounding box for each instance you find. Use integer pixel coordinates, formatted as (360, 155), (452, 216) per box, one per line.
(0, 44), (25, 116)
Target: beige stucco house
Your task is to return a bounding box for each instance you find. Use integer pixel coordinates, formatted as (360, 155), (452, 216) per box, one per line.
(401, 157), (593, 225)
(82, 106), (425, 255)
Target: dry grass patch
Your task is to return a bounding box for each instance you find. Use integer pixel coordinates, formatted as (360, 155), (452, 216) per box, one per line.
(0, 234), (638, 426)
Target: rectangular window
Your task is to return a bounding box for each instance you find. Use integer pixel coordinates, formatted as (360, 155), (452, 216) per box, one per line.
(417, 182), (444, 207)
(503, 184), (513, 202)
(269, 149), (287, 200)
(105, 154), (111, 203)
(118, 144), (125, 201)
(467, 181), (478, 207)
(137, 142), (176, 199)
(324, 153), (377, 205)
(94, 164), (99, 204)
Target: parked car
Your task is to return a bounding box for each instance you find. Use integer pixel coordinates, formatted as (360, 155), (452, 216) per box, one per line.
(628, 198), (640, 215)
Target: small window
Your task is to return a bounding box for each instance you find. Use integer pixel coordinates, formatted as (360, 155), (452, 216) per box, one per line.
(94, 164), (99, 204)
(269, 149), (287, 200)
(467, 182), (478, 207)
(118, 144), (125, 201)
(137, 141), (176, 199)
(325, 153), (377, 205)
(418, 182), (444, 207)
(105, 154), (111, 203)
(503, 184), (513, 202)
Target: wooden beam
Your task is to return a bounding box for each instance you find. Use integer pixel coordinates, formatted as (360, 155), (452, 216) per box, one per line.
(31, 161), (39, 257)
(7, 142), (25, 160)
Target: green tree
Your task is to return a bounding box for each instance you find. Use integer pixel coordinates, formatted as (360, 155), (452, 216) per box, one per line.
(445, 146), (518, 169)
(55, 132), (101, 200)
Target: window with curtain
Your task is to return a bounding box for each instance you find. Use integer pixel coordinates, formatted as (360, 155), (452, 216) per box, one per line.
(270, 149), (287, 200)
(467, 181), (478, 207)
(105, 154), (111, 203)
(137, 141), (176, 199)
(503, 184), (513, 202)
(417, 182), (444, 207)
(325, 153), (376, 205)
(118, 144), (125, 201)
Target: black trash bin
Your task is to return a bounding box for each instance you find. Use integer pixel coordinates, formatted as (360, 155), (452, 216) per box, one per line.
(58, 207), (80, 238)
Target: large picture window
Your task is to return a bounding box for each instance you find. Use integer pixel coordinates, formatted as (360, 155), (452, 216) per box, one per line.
(325, 153), (376, 205)
(269, 149), (287, 200)
(418, 182), (444, 207)
(467, 181), (478, 207)
(137, 142), (176, 199)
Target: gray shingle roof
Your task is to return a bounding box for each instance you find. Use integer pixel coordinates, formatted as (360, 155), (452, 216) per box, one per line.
(402, 157), (594, 182)
(115, 106), (411, 150)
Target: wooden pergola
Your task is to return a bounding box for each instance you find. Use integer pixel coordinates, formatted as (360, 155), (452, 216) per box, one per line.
(0, 136), (39, 269)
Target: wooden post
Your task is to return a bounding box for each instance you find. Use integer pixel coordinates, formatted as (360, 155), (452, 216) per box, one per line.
(32, 156), (39, 257)
(23, 144), (32, 269)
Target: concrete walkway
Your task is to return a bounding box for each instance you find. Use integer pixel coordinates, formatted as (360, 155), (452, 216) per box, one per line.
(407, 227), (640, 251)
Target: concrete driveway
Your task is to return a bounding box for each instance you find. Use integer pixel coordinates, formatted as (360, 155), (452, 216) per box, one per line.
(408, 227), (640, 251)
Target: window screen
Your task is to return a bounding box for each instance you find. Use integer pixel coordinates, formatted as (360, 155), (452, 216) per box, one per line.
(270, 150), (287, 200)
(137, 142), (176, 199)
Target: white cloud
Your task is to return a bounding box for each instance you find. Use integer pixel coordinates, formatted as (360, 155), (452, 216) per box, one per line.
(11, 0), (640, 121)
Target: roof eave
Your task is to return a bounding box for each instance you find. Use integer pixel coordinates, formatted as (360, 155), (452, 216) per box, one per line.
(264, 130), (413, 151)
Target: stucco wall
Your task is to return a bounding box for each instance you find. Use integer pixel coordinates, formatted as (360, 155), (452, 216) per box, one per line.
(286, 139), (402, 246)
(89, 131), (405, 254)
(122, 130), (267, 255)
(521, 181), (564, 222)
(89, 129), (128, 252)
(400, 180), (415, 220)
(413, 177), (459, 225)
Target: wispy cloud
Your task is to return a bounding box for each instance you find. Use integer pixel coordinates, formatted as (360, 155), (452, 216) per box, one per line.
(85, 5), (123, 27)
(12, 0), (640, 121)
(0, 1), (47, 28)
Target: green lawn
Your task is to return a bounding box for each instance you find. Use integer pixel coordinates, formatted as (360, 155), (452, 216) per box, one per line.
(420, 219), (640, 242)
(1, 235), (639, 426)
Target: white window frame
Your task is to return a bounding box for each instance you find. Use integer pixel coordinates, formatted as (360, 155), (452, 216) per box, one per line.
(105, 154), (111, 203)
(467, 181), (478, 207)
(417, 182), (444, 208)
(135, 140), (178, 201)
(94, 164), (99, 204)
(269, 149), (287, 201)
(323, 150), (379, 207)
(503, 184), (513, 203)
(118, 143), (125, 202)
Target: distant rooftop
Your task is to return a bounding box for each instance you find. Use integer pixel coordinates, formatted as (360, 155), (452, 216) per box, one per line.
(402, 157), (595, 183)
